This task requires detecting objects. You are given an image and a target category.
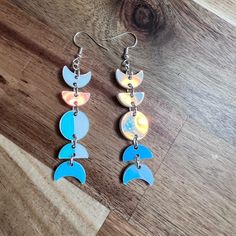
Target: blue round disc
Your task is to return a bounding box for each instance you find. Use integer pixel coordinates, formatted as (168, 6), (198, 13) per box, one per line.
(59, 110), (89, 141)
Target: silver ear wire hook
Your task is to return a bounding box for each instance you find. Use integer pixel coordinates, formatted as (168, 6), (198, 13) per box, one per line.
(73, 31), (109, 54)
(72, 31), (109, 75)
(100, 32), (138, 59)
(101, 32), (137, 74)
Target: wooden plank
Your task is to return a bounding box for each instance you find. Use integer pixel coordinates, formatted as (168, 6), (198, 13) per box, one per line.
(129, 120), (236, 235)
(10, 0), (236, 147)
(0, 0), (186, 219)
(1, 0), (236, 234)
(192, 0), (236, 26)
(97, 212), (150, 236)
(0, 134), (109, 236)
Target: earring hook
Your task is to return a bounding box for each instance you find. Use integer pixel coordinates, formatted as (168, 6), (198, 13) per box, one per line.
(101, 32), (138, 74)
(73, 31), (109, 56)
(101, 32), (138, 58)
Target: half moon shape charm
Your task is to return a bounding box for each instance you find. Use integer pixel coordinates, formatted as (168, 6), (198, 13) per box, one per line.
(117, 92), (144, 107)
(58, 143), (89, 159)
(123, 164), (154, 185)
(54, 161), (86, 184)
(116, 69), (143, 89)
(59, 110), (89, 141)
(62, 66), (92, 88)
(120, 111), (149, 140)
(122, 144), (153, 162)
(62, 91), (90, 106)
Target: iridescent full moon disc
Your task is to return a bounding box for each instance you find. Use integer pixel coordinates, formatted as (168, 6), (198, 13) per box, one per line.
(59, 110), (89, 141)
(120, 111), (149, 140)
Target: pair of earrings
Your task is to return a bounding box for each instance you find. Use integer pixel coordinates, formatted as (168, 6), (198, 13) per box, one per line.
(54, 32), (155, 186)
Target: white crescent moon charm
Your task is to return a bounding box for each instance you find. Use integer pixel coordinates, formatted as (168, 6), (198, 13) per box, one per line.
(115, 69), (143, 89)
(62, 66), (92, 88)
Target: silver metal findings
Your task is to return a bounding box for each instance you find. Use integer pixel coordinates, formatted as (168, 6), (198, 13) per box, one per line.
(104, 32), (155, 185)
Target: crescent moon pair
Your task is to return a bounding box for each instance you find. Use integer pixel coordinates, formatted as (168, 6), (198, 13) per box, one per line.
(63, 67), (143, 89)
(122, 144), (154, 185)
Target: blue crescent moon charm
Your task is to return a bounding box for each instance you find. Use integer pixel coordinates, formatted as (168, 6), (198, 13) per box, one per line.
(59, 110), (89, 141)
(58, 143), (89, 159)
(62, 66), (92, 88)
(122, 144), (153, 162)
(54, 161), (86, 184)
(123, 164), (154, 185)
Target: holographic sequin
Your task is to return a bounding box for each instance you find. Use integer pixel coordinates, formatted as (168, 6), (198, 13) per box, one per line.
(115, 69), (143, 89)
(55, 63), (91, 184)
(123, 163), (154, 185)
(120, 111), (149, 140)
(117, 92), (144, 107)
(59, 110), (89, 141)
(122, 144), (153, 162)
(62, 91), (90, 107)
(62, 66), (92, 88)
(54, 161), (86, 184)
(58, 143), (89, 159)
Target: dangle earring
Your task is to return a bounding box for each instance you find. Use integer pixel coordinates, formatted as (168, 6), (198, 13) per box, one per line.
(54, 32), (107, 184)
(105, 32), (155, 185)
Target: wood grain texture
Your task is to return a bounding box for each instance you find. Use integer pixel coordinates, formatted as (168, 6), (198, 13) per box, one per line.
(129, 120), (236, 235)
(192, 0), (236, 26)
(0, 0), (186, 219)
(0, 0), (236, 235)
(97, 212), (150, 236)
(0, 134), (109, 236)
(11, 0), (236, 146)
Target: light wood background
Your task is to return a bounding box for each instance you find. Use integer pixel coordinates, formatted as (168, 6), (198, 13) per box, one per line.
(0, 0), (236, 235)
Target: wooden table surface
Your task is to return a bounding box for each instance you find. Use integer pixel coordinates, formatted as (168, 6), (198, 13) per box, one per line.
(0, 0), (236, 235)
